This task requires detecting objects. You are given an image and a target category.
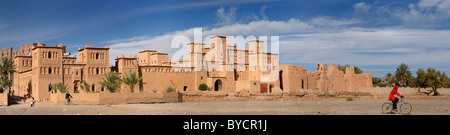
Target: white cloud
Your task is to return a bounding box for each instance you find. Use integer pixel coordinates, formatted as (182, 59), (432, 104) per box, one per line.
(309, 16), (360, 27)
(417, 0), (446, 8)
(107, 1), (450, 75)
(364, 0), (450, 28)
(260, 5), (268, 20)
(354, 2), (371, 15)
(108, 17), (450, 68)
(107, 18), (314, 64)
(280, 28), (450, 66)
(215, 6), (238, 26)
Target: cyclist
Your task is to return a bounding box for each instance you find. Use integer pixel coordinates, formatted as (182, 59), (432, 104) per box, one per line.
(389, 83), (404, 113)
(65, 91), (73, 105)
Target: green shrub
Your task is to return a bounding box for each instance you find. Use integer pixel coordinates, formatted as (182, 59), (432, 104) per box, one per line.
(199, 84), (208, 91)
(346, 97), (353, 101)
(166, 86), (176, 93)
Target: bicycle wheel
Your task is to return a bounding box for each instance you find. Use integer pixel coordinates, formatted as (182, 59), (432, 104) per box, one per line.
(381, 102), (393, 114)
(400, 102), (412, 114)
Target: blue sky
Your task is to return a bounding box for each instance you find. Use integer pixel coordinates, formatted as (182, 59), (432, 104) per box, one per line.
(1, 0), (450, 78)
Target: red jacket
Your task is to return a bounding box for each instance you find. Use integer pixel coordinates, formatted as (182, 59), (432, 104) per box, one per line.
(389, 86), (402, 101)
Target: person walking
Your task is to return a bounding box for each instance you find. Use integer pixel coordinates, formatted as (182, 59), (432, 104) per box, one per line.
(65, 91), (73, 105)
(30, 97), (35, 107)
(23, 94), (27, 103)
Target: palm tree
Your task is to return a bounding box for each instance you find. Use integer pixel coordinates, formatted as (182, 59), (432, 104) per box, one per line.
(394, 63), (412, 87)
(0, 77), (12, 93)
(99, 71), (122, 93)
(384, 73), (395, 86)
(121, 70), (143, 93)
(79, 80), (91, 93)
(50, 82), (69, 93)
(385, 73), (392, 80)
(0, 57), (16, 93)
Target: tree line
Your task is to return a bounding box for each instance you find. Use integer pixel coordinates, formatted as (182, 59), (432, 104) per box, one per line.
(372, 63), (450, 96)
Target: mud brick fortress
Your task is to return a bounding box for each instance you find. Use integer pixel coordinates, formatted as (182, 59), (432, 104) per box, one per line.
(2, 34), (372, 100)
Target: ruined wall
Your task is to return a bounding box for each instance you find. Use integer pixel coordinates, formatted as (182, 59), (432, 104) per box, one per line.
(282, 64), (372, 92)
(325, 64), (346, 92)
(307, 72), (319, 90)
(279, 65), (308, 92)
(344, 67), (372, 92)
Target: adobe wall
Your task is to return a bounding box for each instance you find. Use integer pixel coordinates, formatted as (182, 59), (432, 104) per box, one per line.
(279, 65), (308, 92)
(307, 72), (319, 90)
(282, 64), (372, 92)
(0, 93), (8, 106)
(235, 80), (260, 93)
(344, 67), (372, 92)
(208, 71), (236, 92)
(325, 64), (346, 91)
(0, 47), (12, 59)
(16, 70), (32, 97)
(62, 64), (85, 93)
(50, 92), (181, 105)
(141, 69), (205, 93)
(31, 45), (65, 100)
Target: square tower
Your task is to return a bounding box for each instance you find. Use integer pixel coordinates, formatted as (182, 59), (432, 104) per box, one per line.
(31, 43), (64, 100)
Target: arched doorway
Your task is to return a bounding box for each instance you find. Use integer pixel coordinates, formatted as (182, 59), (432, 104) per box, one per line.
(214, 79), (222, 91)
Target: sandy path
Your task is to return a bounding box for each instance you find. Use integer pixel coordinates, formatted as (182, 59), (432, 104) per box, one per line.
(1, 98), (448, 115)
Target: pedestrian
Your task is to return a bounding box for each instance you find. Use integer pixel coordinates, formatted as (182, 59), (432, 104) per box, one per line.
(30, 97), (35, 107)
(23, 94), (27, 103)
(65, 91), (73, 105)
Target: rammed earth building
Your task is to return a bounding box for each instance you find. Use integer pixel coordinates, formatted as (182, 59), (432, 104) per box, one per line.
(5, 34), (372, 100)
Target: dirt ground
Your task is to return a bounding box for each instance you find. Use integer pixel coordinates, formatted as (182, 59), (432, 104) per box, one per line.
(1, 94), (448, 115)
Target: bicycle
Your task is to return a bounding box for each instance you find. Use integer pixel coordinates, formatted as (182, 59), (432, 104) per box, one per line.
(65, 98), (73, 105)
(381, 97), (412, 114)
